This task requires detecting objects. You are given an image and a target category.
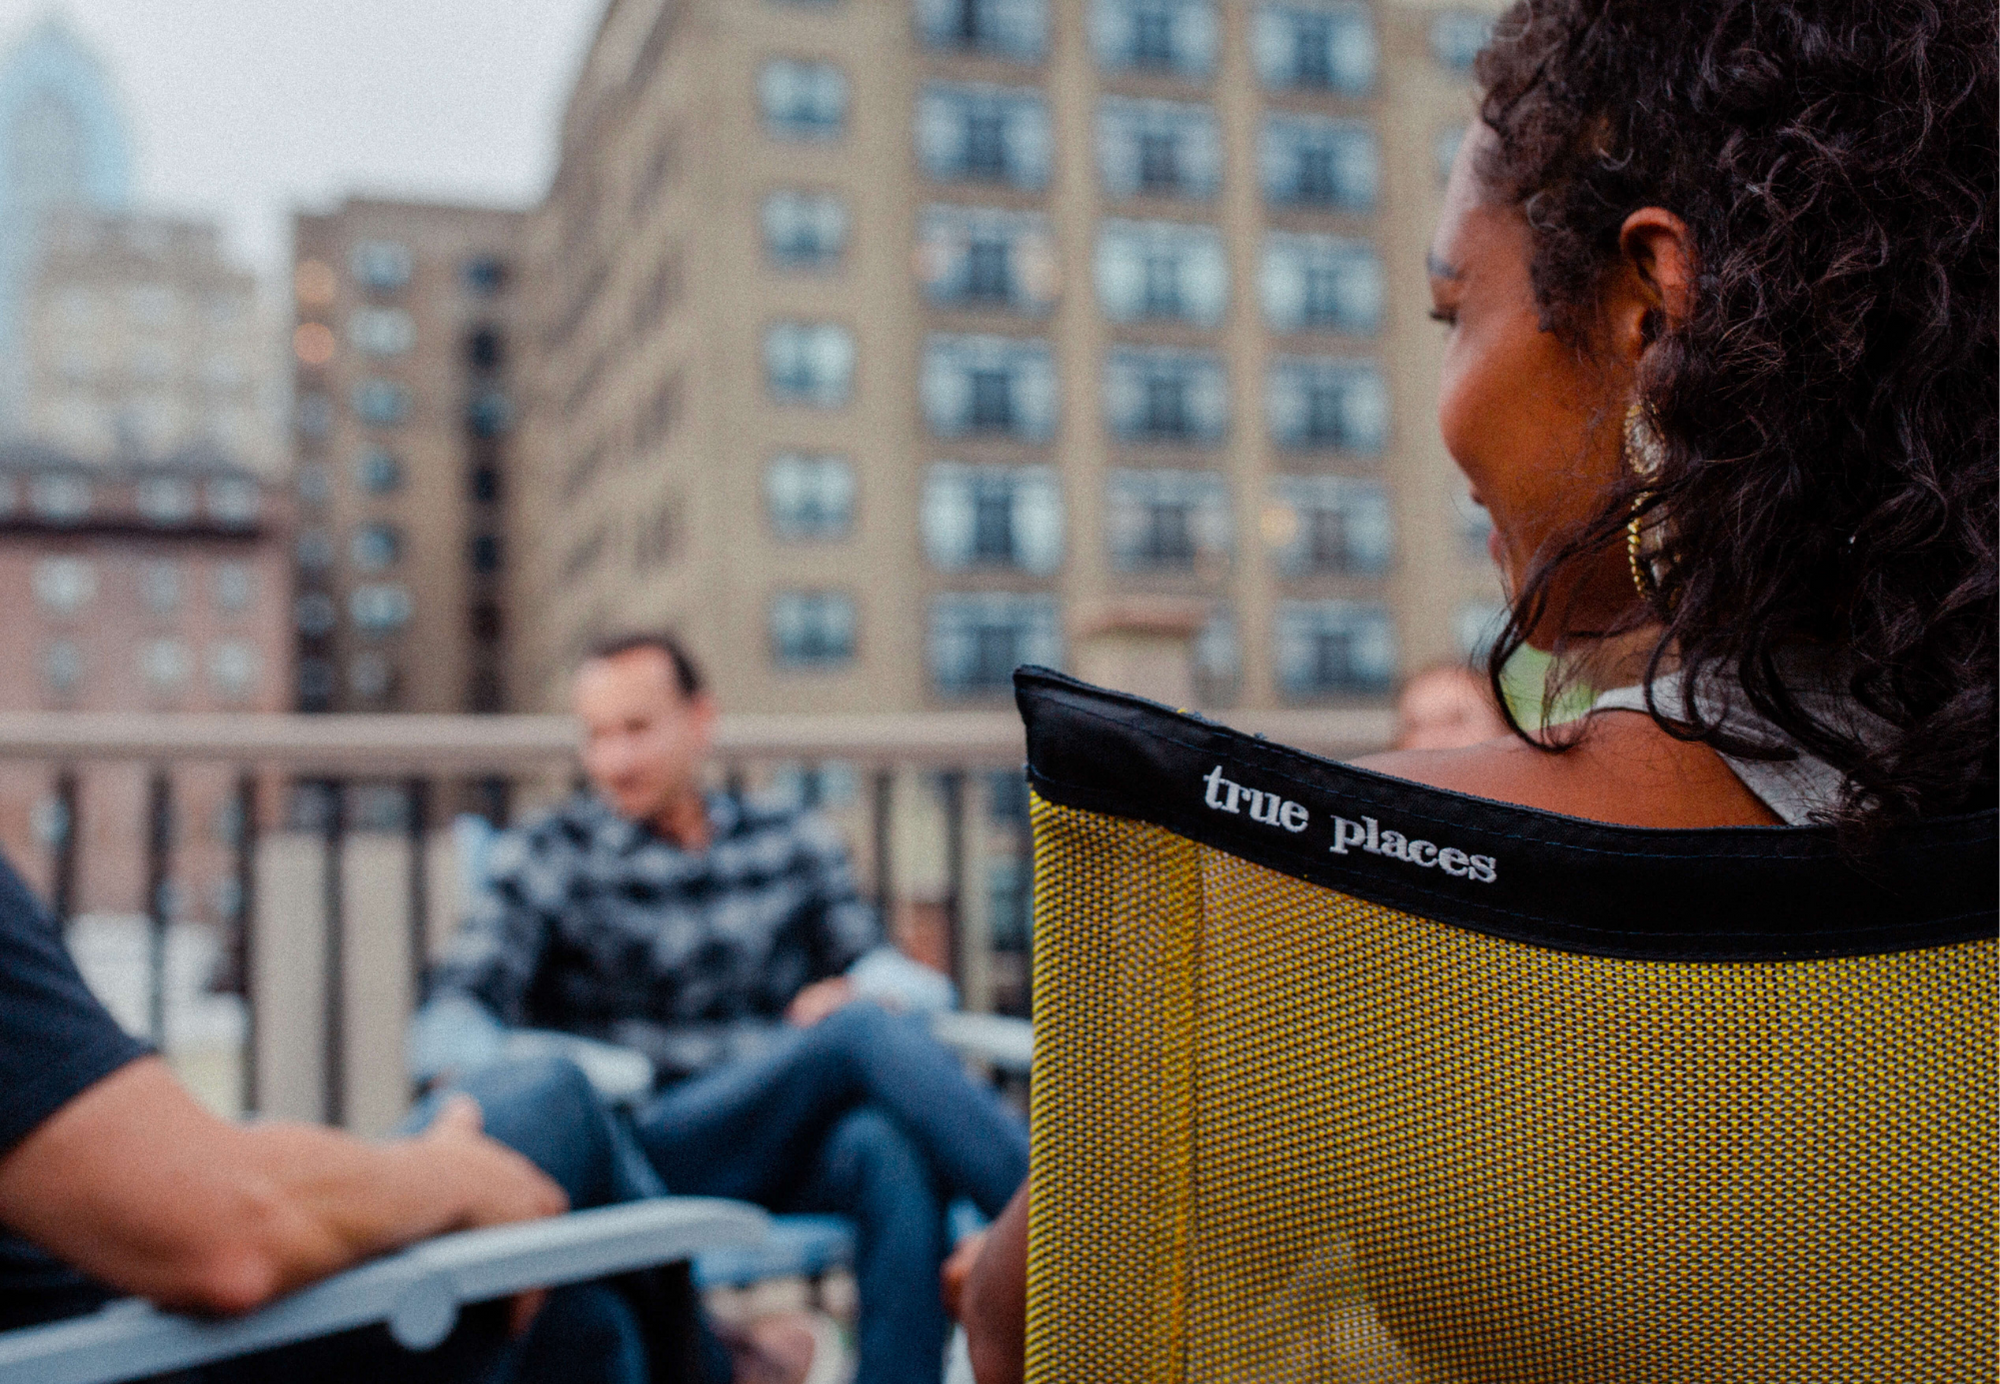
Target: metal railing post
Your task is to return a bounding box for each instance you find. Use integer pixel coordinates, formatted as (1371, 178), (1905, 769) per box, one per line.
(50, 768), (77, 930)
(939, 769), (966, 992)
(871, 769), (894, 920)
(234, 771), (259, 1116)
(321, 779), (347, 1128)
(405, 777), (431, 1006)
(144, 770), (172, 1051)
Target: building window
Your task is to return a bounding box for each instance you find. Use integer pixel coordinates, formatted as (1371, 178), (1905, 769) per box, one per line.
(139, 639), (192, 694)
(351, 241), (412, 293)
(348, 307), (415, 357)
(470, 463), (501, 504)
(1096, 97), (1222, 202)
(1252, 2), (1375, 92)
(466, 389), (512, 438)
(349, 583), (413, 634)
(213, 562), (255, 614)
(469, 534), (503, 573)
(294, 591), (337, 636)
(466, 326), (505, 371)
(1095, 220), (1228, 326)
(1267, 475), (1392, 576)
(42, 639), (82, 697)
(1261, 233), (1383, 334)
(916, 82), (1051, 189)
(929, 592), (1061, 695)
(1430, 10), (1491, 72)
(296, 392), (333, 440)
(917, 206), (1057, 314)
(921, 334), (1058, 441)
(357, 448), (404, 494)
(1088, 0), (1218, 78)
(922, 462), (1063, 573)
(1456, 490), (1495, 560)
(766, 454), (857, 539)
(1193, 605), (1240, 700)
(136, 475), (197, 524)
(30, 473), (91, 523)
(1275, 600), (1396, 695)
(296, 462), (332, 507)
(771, 590), (857, 667)
(1106, 467), (1231, 570)
(759, 59), (848, 139)
(350, 523), (403, 571)
(208, 641), (261, 701)
(764, 322), (856, 407)
(140, 561), (183, 615)
(296, 529), (335, 573)
(349, 654), (396, 702)
(915, 0), (1048, 60)
(1104, 347), (1228, 445)
(1261, 114), (1379, 212)
(1456, 601), (1508, 660)
(763, 190), (849, 270)
(297, 657), (335, 710)
(1267, 357), (1389, 453)
(32, 558), (95, 615)
(354, 379), (413, 427)
(462, 255), (509, 296)
(207, 477), (261, 526)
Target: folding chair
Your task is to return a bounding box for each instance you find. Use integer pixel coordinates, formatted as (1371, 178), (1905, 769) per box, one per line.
(0, 1197), (767, 1384)
(1015, 667), (1994, 1382)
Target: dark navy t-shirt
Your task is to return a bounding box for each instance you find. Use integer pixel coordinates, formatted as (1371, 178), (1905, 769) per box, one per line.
(0, 852), (150, 1328)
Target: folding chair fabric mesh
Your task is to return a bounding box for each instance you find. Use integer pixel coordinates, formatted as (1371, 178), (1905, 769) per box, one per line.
(1015, 669), (1995, 1384)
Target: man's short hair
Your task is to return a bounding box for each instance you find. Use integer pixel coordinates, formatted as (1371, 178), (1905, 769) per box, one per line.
(584, 631), (705, 699)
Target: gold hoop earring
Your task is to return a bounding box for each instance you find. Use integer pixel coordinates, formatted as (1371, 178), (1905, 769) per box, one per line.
(1622, 402), (1667, 604)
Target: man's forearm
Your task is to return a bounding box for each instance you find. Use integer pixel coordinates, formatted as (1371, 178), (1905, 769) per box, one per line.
(0, 1058), (564, 1316)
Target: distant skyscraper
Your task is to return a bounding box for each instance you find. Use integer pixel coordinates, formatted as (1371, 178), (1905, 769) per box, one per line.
(0, 16), (133, 425)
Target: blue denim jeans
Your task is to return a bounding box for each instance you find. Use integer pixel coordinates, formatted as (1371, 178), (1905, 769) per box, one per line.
(626, 1002), (1029, 1384)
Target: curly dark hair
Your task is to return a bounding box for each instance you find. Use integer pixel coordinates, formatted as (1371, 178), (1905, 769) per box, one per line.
(1472, 0), (1997, 834)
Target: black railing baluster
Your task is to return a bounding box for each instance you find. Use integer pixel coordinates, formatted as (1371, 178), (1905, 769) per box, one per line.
(405, 777), (431, 1007)
(322, 779), (346, 1127)
(872, 769), (894, 920)
(144, 770), (171, 1051)
(234, 772), (259, 1116)
(51, 768), (77, 931)
(940, 769), (966, 991)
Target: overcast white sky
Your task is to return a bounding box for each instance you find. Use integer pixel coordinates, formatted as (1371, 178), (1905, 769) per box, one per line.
(1, 1), (606, 280)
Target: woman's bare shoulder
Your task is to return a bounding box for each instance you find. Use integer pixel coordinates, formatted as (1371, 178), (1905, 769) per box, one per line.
(1354, 711), (1782, 829)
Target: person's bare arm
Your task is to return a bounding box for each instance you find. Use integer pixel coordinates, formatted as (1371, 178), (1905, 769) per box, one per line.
(1358, 711), (1781, 828)
(0, 1056), (567, 1317)
(957, 1181), (1028, 1384)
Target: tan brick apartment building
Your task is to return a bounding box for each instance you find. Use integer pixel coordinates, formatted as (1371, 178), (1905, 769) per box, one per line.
(289, 199), (520, 716)
(510, 0), (1503, 719)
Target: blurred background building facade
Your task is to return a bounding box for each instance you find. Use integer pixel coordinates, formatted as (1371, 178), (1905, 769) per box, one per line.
(0, 15), (131, 431)
(22, 210), (276, 472)
(509, 0), (1504, 716)
(289, 199), (520, 715)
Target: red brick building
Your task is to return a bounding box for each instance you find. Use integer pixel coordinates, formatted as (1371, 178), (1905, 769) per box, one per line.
(0, 443), (291, 931)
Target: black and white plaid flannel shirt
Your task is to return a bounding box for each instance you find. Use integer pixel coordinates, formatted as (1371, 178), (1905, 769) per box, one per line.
(428, 791), (881, 1080)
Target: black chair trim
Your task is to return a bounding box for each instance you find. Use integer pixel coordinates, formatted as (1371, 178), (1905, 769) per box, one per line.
(1016, 668), (1997, 962)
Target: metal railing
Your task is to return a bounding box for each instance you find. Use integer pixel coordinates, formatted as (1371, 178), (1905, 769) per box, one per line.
(0, 704), (1391, 1133)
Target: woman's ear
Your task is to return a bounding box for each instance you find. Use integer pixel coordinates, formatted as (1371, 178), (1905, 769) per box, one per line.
(1611, 207), (1693, 366)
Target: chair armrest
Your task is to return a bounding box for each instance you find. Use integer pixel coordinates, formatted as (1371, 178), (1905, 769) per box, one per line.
(930, 1012), (1034, 1075)
(502, 1028), (656, 1105)
(0, 1198), (767, 1384)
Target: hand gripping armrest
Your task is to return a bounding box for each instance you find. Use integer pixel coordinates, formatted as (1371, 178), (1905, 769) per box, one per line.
(929, 1012), (1034, 1075)
(0, 1198), (768, 1384)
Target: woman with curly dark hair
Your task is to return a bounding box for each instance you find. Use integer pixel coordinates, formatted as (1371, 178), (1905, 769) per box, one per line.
(954, 0), (1994, 1377)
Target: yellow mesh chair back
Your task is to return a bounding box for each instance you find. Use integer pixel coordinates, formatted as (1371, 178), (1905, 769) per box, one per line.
(1015, 669), (1995, 1383)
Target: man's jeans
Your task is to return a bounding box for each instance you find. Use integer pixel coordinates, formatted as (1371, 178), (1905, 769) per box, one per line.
(624, 1001), (1029, 1384)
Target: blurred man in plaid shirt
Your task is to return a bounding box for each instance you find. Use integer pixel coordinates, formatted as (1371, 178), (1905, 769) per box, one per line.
(412, 633), (1026, 1384)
